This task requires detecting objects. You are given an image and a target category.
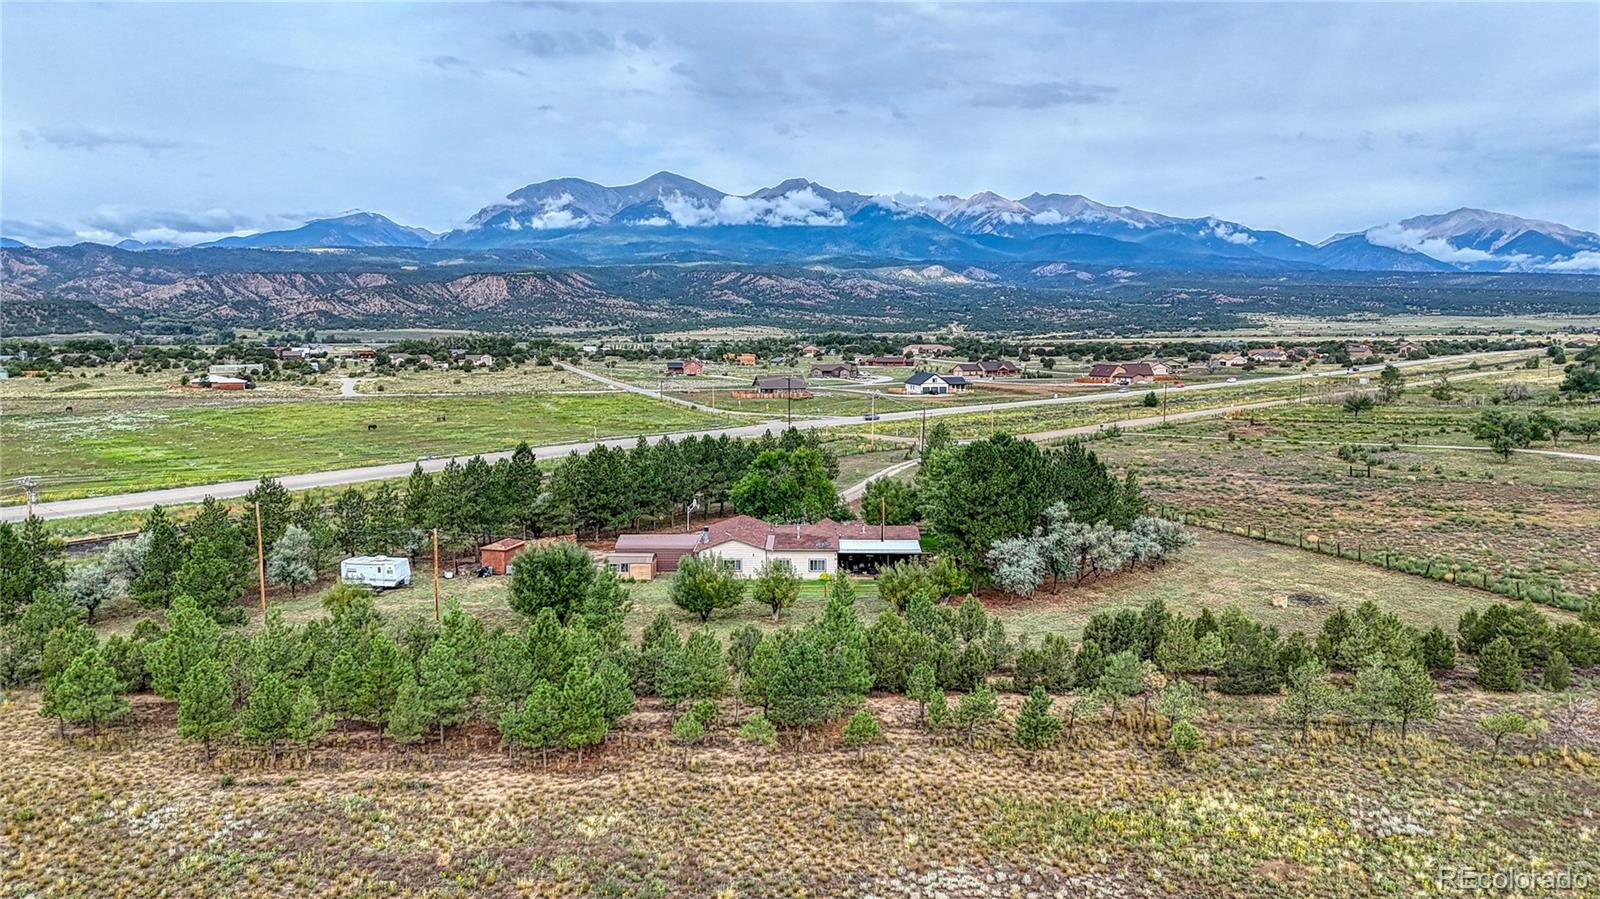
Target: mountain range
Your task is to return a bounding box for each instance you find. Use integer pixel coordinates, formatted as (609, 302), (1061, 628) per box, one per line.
(8, 173), (1598, 274)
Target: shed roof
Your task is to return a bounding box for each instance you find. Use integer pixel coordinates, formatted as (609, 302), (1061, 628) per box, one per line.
(481, 538), (528, 552)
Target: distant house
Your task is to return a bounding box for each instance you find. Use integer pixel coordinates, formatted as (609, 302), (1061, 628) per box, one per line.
(1394, 341), (1426, 357)
(800, 345), (823, 357)
(385, 352), (414, 365)
(1247, 347), (1289, 363)
(666, 360), (704, 376)
(749, 375), (810, 397)
(809, 361), (860, 379)
(902, 343), (956, 357)
(904, 372), (967, 395)
(952, 359), (1020, 379)
(1289, 346), (1321, 361)
(462, 354), (494, 367)
(724, 352), (758, 365)
(1079, 361), (1171, 385)
(861, 355), (911, 367)
(201, 375), (251, 391)
(1209, 352), (1248, 368)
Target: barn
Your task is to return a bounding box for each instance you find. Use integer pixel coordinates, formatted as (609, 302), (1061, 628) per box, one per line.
(480, 538), (528, 575)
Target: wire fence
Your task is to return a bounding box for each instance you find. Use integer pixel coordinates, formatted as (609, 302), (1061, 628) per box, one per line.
(1151, 500), (1589, 613)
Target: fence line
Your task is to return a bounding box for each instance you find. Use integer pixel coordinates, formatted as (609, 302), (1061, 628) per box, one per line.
(1152, 501), (1588, 613)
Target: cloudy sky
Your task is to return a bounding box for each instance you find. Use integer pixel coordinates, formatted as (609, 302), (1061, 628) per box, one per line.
(3, 2), (1596, 246)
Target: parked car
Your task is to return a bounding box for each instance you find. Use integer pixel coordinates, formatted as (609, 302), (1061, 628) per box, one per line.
(863, 413), (881, 421)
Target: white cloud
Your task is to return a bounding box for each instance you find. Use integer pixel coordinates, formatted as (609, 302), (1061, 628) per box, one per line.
(1364, 223), (1530, 266)
(1204, 220), (1257, 245)
(1545, 250), (1600, 271)
(662, 187), (845, 227)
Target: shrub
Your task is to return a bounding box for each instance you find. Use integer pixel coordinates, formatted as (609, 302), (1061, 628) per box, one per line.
(1542, 649), (1571, 691)
(738, 711), (777, 748)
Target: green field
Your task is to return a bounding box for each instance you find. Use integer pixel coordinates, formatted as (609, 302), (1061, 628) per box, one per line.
(1, 393), (735, 500)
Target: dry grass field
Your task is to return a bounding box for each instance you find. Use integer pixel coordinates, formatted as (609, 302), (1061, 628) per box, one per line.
(2, 683), (1596, 898)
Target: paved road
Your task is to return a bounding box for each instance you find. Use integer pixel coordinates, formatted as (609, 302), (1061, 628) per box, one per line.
(3, 349), (1538, 523)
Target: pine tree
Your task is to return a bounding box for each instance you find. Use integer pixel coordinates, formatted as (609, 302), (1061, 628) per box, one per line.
(286, 685), (333, 748)
(385, 674), (431, 758)
(1351, 659), (1398, 744)
(1542, 649), (1572, 691)
(662, 629), (728, 705)
(1280, 660), (1339, 742)
(1419, 625), (1457, 672)
(1096, 650), (1143, 726)
(907, 662), (937, 724)
(558, 663), (610, 764)
(418, 638), (473, 744)
(954, 684), (998, 747)
(147, 595), (223, 699)
(236, 673), (295, 756)
(926, 688), (953, 731)
(1389, 659), (1438, 742)
(671, 712), (704, 768)
(175, 535), (246, 618)
(842, 710), (882, 759)
(42, 647), (128, 737)
(1476, 636), (1524, 692)
(131, 505), (185, 609)
(323, 649), (362, 718)
(1167, 720), (1204, 766)
(177, 658), (234, 761)
(356, 633), (409, 724)
(1074, 638), (1106, 686)
(1014, 686), (1062, 751)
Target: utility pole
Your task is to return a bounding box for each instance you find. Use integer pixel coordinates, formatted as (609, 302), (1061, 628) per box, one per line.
(1162, 382), (1169, 424)
(879, 496), (886, 541)
(432, 528), (441, 623)
(254, 502), (267, 615)
(787, 389), (793, 427)
(920, 409), (927, 450)
(15, 477), (39, 516)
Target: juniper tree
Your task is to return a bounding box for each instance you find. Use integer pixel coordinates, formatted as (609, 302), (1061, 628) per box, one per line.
(671, 712), (705, 768)
(177, 657), (234, 761)
(738, 711), (778, 748)
(1014, 686), (1062, 751)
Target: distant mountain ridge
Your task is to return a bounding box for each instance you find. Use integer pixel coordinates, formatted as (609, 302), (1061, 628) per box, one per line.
(9, 174), (1597, 274)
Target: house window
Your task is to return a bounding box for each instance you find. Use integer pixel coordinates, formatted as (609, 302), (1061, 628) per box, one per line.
(773, 559), (793, 572)
(809, 559), (827, 573)
(728, 559), (742, 573)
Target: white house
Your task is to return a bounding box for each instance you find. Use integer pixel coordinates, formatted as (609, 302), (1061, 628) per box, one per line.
(904, 372), (967, 395)
(611, 516), (922, 580)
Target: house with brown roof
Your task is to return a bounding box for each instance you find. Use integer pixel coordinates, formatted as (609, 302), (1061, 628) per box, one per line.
(607, 516), (923, 579)
(665, 360), (704, 376)
(951, 360), (1021, 379)
(902, 343), (956, 357)
(1345, 343), (1375, 360)
(1078, 361), (1171, 385)
(809, 361), (861, 379)
(861, 355), (911, 367)
(748, 375), (810, 397)
(1208, 352), (1248, 368)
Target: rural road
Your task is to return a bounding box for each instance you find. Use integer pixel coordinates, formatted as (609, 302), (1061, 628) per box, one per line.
(3, 349), (1540, 523)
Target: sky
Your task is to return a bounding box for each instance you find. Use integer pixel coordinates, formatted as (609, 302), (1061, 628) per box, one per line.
(3, 1), (1597, 247)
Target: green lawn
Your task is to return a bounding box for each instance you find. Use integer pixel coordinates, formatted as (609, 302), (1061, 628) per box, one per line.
(2, 393), (734, 500)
